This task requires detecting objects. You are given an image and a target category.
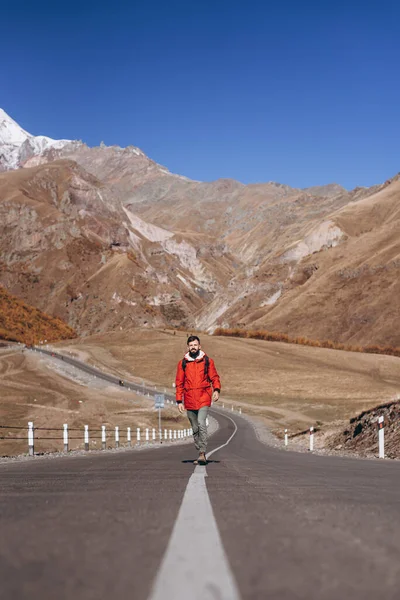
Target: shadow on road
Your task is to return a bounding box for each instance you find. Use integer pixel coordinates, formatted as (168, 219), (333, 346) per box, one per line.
(181, 459), (221, 464)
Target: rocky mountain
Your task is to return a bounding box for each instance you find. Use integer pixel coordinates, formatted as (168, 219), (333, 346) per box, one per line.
(0, 108), (399, 346)
(0, 158), (235, 334)
(245, 175), (400, 346)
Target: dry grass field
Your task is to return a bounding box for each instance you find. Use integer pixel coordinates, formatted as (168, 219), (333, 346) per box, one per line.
(55, 329), (400, 435)
(0, 345), (184, 457)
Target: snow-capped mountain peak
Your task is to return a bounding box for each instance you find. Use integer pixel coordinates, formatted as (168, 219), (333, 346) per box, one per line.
(0, 108), (72, 170)
(0, 108), (30, 146)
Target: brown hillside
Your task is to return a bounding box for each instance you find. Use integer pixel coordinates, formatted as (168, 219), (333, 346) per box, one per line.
(0, 160), (238, 335)
(0, 286), (76, 344)
(244, 176), (400, 346)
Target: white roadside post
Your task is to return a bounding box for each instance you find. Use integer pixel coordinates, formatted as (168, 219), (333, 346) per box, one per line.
(127, 427), (131, 447)
(164, 429), (167, 440)
(284, 429), (288, 447)
(63, 423), (69, 452)
(173, 430), (177, 440)
(28, 421), (34, 456)
(169, 430), (172, 441)
(84, 425), (89, 451)
(184, 429), (187, 438)
(378, 416), (385, 458)
(231, 405), (234, 411)
(137, 427), (141, 443)
(222, 403), (225, 409)
(152, 428), (156, 441)
(309, 426), (314, 452)
(102, 425), (106, 450)
(145, 428), (149, 442)
(115, 426), (119, 449)
(239, 407), (242, 414)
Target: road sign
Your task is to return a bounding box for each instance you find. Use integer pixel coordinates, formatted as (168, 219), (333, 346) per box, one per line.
(155, 394), (165, 409)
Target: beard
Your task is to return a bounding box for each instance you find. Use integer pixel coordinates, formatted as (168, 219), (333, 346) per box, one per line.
(189, 349), (200, 359)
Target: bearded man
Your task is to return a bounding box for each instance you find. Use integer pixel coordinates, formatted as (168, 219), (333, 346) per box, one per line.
(175, 335), (221, 464)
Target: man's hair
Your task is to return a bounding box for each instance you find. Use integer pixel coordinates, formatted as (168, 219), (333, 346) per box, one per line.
(187, 335), (200, 345)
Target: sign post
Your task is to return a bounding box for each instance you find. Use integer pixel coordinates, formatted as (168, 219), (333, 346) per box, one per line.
(155, 394), (165, 441)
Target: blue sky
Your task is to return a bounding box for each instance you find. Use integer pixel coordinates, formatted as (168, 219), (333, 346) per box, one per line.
(2, 0), (399, 189)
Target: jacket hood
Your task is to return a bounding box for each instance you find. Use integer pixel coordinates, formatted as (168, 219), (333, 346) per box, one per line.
(184, 349), (205, 362)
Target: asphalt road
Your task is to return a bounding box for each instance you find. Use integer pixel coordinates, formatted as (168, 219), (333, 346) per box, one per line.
(1, 409), (400, 599)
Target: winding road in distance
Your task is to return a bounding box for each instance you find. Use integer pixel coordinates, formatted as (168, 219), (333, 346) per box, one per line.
(31, 346), (177, 401)
(1, 349), (400, 599)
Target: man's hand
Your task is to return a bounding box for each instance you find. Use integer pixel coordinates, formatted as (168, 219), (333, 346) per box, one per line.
(177, 403), (185, 414)
(212, 391), (219, 402)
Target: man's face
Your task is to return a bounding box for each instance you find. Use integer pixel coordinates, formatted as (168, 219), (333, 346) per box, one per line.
(188, 340), (200, 356)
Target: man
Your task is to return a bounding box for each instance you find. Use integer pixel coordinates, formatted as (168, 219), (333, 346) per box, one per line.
(176, 335), (221, 465)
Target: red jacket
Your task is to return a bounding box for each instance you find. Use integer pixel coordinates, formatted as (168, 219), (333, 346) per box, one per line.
(175, 351), (221, 411)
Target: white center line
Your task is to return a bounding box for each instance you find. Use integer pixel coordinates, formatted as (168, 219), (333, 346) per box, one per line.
(148, 416), (241, 600)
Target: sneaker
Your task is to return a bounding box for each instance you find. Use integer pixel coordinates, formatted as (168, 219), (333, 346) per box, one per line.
(198, 452), (207, 465)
